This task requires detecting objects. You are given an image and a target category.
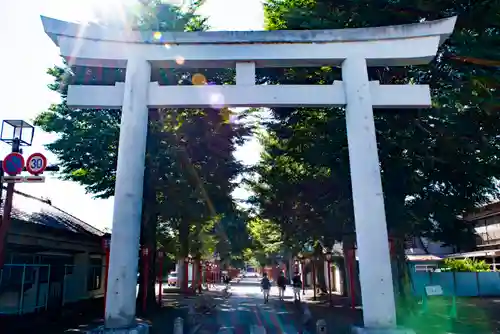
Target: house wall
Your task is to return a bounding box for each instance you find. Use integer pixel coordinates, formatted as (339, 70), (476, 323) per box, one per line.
(1, 224), (105, 316)
(465, 202), (500, 249)
(406, 237), (454, 256)
(0, 253), (106, 315)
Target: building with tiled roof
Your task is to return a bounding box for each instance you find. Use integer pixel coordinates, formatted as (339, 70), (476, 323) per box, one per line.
(0, 187), (108, 315)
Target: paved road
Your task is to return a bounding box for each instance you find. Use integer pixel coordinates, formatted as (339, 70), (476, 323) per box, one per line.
(194, 276), (307, 333)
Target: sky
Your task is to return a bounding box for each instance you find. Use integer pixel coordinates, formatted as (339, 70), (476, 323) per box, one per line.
(0, 0), (265, 231)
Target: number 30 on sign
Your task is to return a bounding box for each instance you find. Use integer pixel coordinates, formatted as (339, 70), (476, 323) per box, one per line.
(26, 153), (47, 175)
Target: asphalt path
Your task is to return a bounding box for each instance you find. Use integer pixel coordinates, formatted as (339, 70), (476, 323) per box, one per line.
(193, 276), (308, 333)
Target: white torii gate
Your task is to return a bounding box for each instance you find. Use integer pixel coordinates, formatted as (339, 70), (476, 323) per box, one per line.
(41, 16), (456, 333)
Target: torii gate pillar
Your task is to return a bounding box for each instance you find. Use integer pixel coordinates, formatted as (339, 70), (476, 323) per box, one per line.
(41, 16), (456, 333)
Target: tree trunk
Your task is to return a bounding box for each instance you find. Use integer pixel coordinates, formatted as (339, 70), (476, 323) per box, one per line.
(391, 235), (415, 312)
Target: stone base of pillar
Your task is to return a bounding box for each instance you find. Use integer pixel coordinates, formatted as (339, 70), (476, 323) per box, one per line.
(85, 322), (150, 334)
(352, 327), (415, 334)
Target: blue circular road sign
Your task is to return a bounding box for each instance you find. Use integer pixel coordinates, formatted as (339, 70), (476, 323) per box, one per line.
(2, 152), (25, 176)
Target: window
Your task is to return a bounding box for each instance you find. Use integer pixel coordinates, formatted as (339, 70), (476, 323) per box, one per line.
(414, 264), (437, 272)
(87, 257), (103, 291)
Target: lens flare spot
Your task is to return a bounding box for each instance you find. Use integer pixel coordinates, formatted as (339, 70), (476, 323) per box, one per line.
(153, 31), (162, 40)
(210, 93), (225, 109)
(175, 56), (185, 65)
(164, 43), (171, 49)
(192, 73), (207, 85)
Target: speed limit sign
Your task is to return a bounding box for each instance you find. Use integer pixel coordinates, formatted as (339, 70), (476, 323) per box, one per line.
(26, 153), (47, 175)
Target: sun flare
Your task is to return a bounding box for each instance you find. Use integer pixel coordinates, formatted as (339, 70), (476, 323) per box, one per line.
(87, 0), (138, 22)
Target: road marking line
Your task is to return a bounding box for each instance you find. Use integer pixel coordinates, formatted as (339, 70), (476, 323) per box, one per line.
(217, 326), (235, 333)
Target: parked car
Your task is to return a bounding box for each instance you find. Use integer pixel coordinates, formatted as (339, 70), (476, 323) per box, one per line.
(167, 272), (178, 286)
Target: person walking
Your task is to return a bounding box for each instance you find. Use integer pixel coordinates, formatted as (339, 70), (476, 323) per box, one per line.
(277, 271), (287, 301)
(261, 272), (271, 303)
(292, 272), (302, 302)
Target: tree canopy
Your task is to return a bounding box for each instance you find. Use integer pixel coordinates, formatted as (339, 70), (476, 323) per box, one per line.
(35, 0), (251, 262)
(248, 0), (500, 253)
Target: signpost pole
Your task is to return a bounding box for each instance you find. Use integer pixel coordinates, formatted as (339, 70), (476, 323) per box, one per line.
(0, 139), (21, 267)
(0, 160), (3, 207)
(102, 236), (111, 314)
(0, 182), (15, 266)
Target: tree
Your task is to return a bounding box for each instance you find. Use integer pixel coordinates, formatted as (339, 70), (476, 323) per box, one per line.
(250, 0), (500, 304)
(245, 216), (284, 266)
(440, 258), (491, 272)
(35, 0), (250, 309)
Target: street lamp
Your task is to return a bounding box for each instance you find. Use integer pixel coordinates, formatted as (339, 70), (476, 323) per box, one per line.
(312, 255), (320, 301)
(214, 253), (221, 283)
(184, 254), (194, 291)
(157, 249), (165, 304)
(205, 261), (214, 287)
(324, 250), (333, 306)
(297, 253), (306, 295)
(1, 120), (34, 152)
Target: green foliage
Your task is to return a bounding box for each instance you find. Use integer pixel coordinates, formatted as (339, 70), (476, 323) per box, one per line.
(249, 0), (500, 252)
(35, 0), (251, 260)
(242, 217), (285, 266)
(440, 258), (491, 272)
(247, 217), (283, 254)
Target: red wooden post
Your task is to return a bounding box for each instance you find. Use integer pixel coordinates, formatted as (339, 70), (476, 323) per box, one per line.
(141, 247), (150, 313)
(348, 249), (356, 310)
(389, 237), (395, 256)
(301, 262), (306, 295)
(198, 259), (202, 293)
(157, 250), (164, 305)
(312, 259), (317, 301)
(183, 257), (189, 292)
(203, 261), (208, 289)
(101, 235), (111, 314)
(191, 259), (196, 292)
(210, 266), (214, 286)
(327, 260), (333, 306)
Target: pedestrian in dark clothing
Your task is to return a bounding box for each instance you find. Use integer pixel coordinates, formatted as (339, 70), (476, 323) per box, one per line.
(292, 272), (302, 301)
(261, 272), (271, 303)
(277, 271), (287, 300)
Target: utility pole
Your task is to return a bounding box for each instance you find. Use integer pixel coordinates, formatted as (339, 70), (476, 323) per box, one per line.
(0, 160), (3, 208)
(0, 120), (55, 267)
(0, 138), (21, 266)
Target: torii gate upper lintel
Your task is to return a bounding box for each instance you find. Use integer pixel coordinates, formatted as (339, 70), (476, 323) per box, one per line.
(40, 16), (457, 333)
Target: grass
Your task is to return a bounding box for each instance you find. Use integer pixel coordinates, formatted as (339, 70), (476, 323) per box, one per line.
(398, 296), (499, 334)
